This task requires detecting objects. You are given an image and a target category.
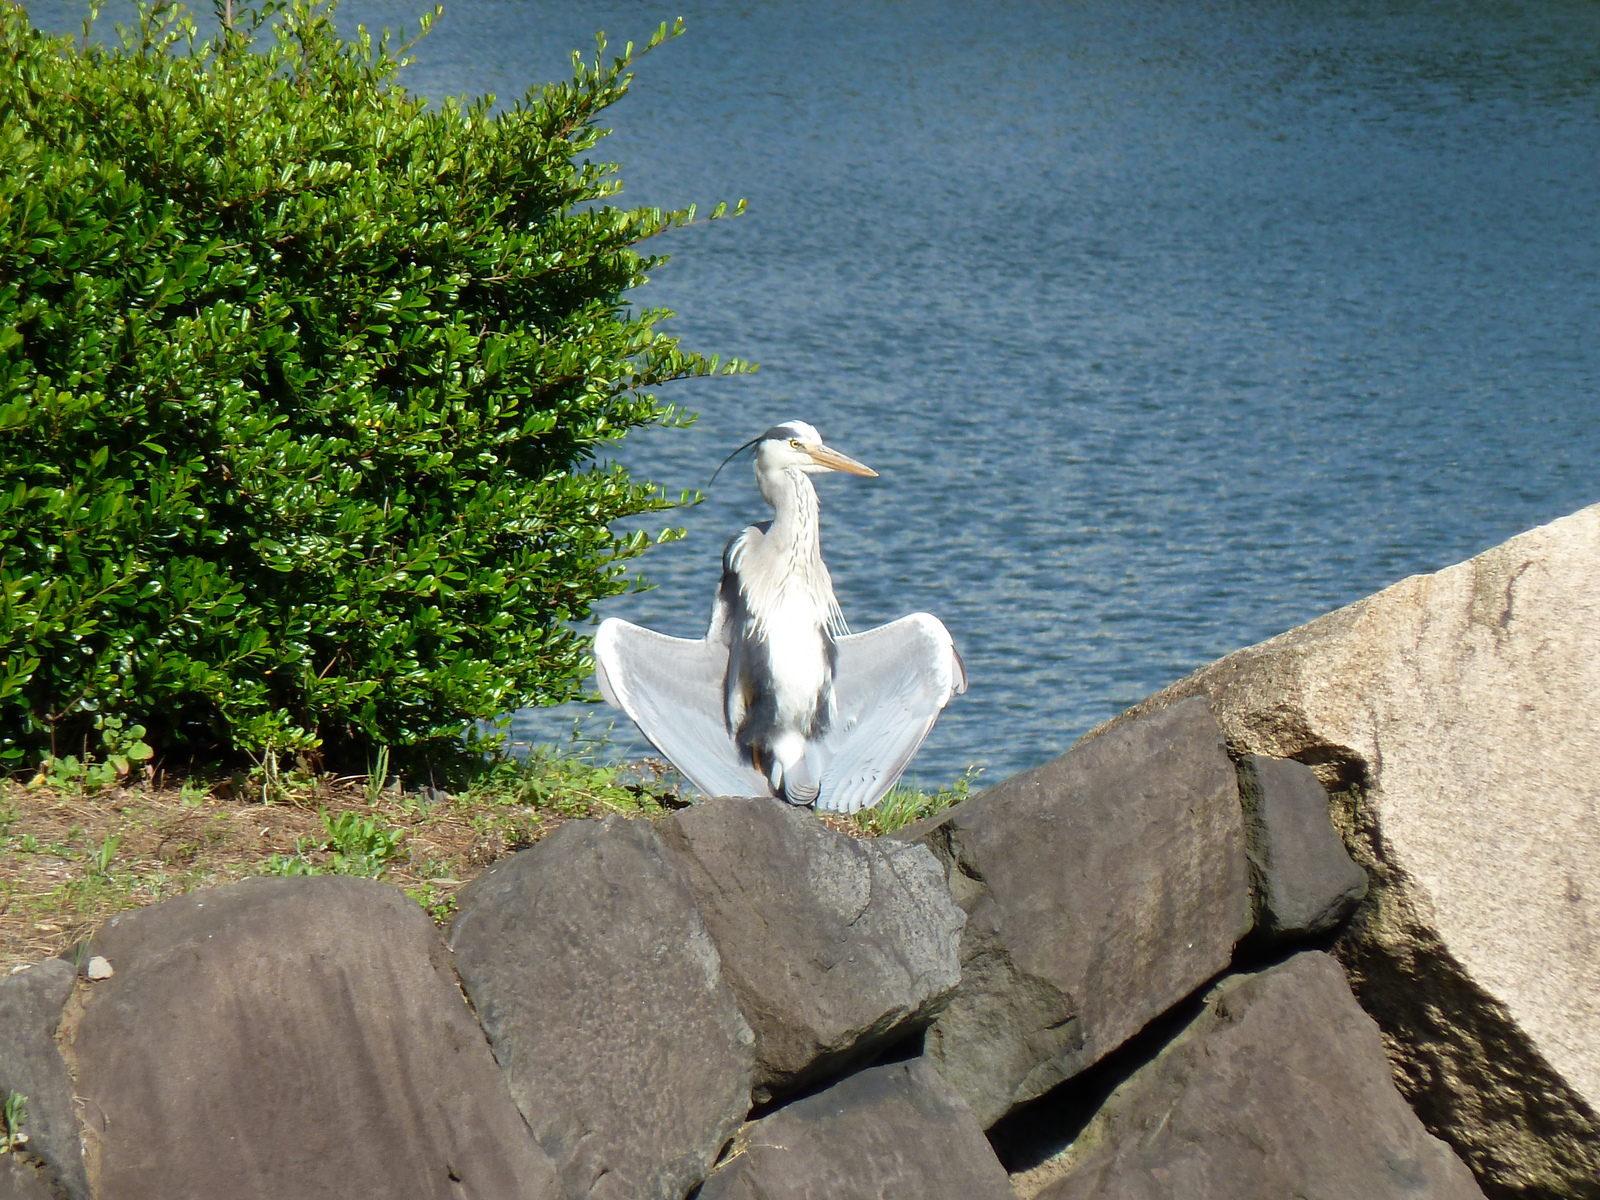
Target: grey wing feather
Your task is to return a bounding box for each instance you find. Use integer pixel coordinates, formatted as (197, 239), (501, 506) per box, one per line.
(594, 617), (771, 800)
(818, 613), (968, 814)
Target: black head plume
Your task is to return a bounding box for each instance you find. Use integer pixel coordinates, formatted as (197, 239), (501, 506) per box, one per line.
(707, 432), (765, 488)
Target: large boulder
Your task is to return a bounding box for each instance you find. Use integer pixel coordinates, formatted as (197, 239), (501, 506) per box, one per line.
(1238, 754), (1367, 940)
(1090, 502), (1600, 1196)
(0, 959), (85, 1200)
(0, 1156), (63, 1200)
(900, 697), (1251, 1126)
(1017, 953), (1485, 1200)
(63, 876), (560, 1200)
(698, 1056), (1013, 1200)
(657, 795), (965, 1103)
(448, 815), (754, 1200)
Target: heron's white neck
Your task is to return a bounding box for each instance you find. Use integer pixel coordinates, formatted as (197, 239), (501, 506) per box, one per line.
(759, 465), (823, 566)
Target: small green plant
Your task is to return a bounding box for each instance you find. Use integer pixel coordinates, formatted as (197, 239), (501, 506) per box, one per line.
(36, 755), (88, 791)
(323, 810), (405, 876)
(92, 716), (155, 780)
(87, 834), (121, 879)
(247, 750), (283, 805)
(178, 781), (209, 808)
(17, 833), (41, 854)
(2, 1091), (27, 1154)
(242, 723), (323, 804)
(262, 808), (405, 878)
(364, 746), (393, 806)
(32, 716), (154, 793)
(852, 767), (983, 837)
(405, 882), (457, 922)
(262, 851), (321, 877)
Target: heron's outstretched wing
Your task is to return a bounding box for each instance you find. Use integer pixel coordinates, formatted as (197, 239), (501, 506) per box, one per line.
(818, 613), (968, 814)
(593, 617), (772, 800)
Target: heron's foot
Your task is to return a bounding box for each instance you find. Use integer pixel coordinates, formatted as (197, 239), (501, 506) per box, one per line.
(777, 782), (819, 808)
(773, 758), (821, 808)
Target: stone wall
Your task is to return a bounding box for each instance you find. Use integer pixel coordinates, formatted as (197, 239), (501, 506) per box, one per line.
(4, 501), (1595, 1200)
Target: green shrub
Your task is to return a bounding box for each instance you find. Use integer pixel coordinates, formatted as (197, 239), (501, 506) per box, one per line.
(0, 0), (746, 772)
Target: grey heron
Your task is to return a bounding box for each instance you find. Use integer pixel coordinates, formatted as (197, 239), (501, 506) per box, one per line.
(594, 420), (966, 813)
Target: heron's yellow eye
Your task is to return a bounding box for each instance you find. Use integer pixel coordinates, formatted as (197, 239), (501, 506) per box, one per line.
(789, 439), (802, 449)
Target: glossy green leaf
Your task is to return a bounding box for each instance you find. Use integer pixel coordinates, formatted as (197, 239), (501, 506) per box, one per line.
(0, 0), (751, 770)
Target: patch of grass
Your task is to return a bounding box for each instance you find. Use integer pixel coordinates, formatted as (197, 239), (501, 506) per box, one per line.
(467, 745), (687, 821)
(262, 809), (406, 879)
(0, 734), (692, 970)
(850, 767), (983, 837)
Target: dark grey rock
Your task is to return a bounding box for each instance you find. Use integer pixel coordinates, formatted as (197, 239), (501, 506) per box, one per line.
(449, 815), (754, 1200)
(699, 1057), (1013, 1200)
(900, 697), (1251, 1126)
(0, 960), (84, 1200)
(66, 877), (560, 1200)
(1239, 754), (1367, 939)
(658, 795), (964, 1103)
(0, 1155), (64, 1200)
(409, 785), (453, 813)
(1023, 952), (1486, 1200)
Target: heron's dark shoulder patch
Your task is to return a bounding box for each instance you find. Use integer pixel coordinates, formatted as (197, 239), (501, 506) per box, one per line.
(718, 527), (762, 648)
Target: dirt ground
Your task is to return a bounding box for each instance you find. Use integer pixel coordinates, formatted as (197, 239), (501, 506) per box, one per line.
(0, 770), (644, 974)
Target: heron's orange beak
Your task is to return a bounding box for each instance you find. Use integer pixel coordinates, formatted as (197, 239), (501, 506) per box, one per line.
(806, 443), (878, 477)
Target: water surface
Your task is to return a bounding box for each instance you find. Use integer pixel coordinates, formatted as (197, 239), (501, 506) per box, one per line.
(28, 0), (1600, 782)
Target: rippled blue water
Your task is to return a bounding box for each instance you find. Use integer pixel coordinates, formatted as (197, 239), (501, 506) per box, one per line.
(29, 0), (1600, 783)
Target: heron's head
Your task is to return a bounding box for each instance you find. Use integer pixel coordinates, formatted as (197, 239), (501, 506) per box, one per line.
(754, 421), (878, 478)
